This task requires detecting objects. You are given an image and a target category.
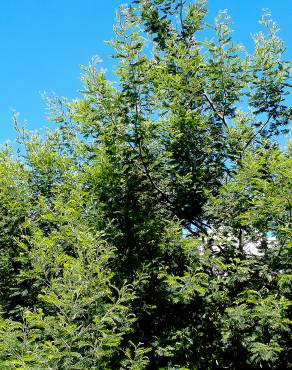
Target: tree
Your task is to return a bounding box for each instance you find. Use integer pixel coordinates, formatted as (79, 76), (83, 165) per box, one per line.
(0, 0), (290, 368)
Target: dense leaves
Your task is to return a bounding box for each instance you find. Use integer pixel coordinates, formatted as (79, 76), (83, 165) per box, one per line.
(0, 1), (291, 368)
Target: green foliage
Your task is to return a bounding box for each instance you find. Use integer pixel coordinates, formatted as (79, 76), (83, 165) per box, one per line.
(0, 148), (31, 312)
(0, 1), (291, 369)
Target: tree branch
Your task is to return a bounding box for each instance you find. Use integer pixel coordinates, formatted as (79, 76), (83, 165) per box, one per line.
(240, 114), (272, 158)
(203, 92), (228, 128)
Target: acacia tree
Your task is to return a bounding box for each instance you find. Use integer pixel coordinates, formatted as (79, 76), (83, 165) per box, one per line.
(0, 0), (291, 369)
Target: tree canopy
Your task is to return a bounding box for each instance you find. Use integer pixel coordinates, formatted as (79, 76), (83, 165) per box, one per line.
(0, 1), (291, 369)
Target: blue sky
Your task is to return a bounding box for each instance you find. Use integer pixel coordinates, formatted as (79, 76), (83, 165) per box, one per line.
(0, 0), (291, 143)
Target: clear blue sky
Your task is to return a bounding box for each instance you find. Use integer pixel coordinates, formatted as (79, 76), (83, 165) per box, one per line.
(0, 0), (291, 143)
